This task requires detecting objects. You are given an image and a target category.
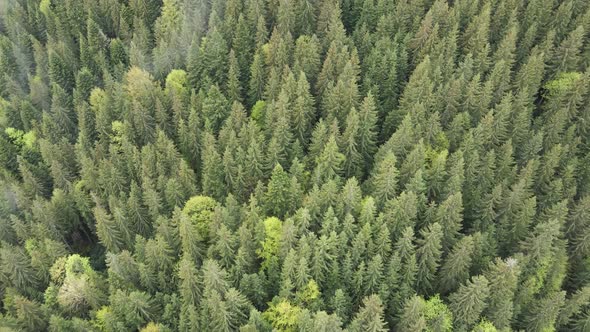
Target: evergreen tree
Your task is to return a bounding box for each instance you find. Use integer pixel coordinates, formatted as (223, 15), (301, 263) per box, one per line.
(484, 257), (521, 329)
(395, 227), (418, 305)
(436, 192), (464, 253)
(202, 84), (230, 133)
(11, 295), (47, 332)
(367, 151), (398, 207)
(348, 295), (389, 332)
(313, 135), (345, 186)
(265, 164), (295, 218)
(200, 133), (226, 201)
(397, 295), (428, 332)
(524, 291), (566, 332)
(0, 244), (39, 294)
(292, 72), (315, 146)
(550, 25), (585, 74)
(449, 275), (490, 331)
(248, 49), (266, 106)
(293, 35), (321, 84)
(341, 107), (363, 179)
(94, 202), (125, 253)
(195, 28), (229, 87)
(0, 1), (589, 330)
(415, 222), (443, 295)
(438, 235), (476, 294)
(226, 49), (243, 103)
(357, 93), (378, 175)
(397, 295), (453, 332)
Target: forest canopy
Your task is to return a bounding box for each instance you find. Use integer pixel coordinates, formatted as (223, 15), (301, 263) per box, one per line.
(1, 0), (590, 331)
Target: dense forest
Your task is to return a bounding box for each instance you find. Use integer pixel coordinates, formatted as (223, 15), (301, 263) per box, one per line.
(0, 0), (590, 330)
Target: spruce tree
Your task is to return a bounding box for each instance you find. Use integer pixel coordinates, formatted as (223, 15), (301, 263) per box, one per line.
(415, 222), (443, 295)
(449, 275), (490, 331)
(484, 257), (521, 329)
(368, 151), (398, 207)
(200, 133), (226, 201)
(313, 135), (345, 186)
(292, 72), (315, 147)
(438, 235), (476, 294)
(94, 202), (124, 253)
(265, 164), (294, 218)
(348, 295), (389, 332)
(222, 55), (240, 102)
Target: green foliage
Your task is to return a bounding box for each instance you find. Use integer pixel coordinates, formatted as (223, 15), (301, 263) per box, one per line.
(368, 151), (398, 206)
(165, 69), (188, 94)
(264, 164), (295, 218)
(53, 254), (106, 316)
(263, 300), (303, 331)
(423, 296), (453, 331)
(39, 0), (51, 16)
(415, 223), (443, 295)
(449, 276), (490, 331)
(472, 320), (498, 332)
(348, 295), (389, 332)
(182, 195), (217, 242)
(258, 217), (282, 271)
(250, 100), (267, 125)
(544, 72), (583, 97)
(313, 135), (345, 185)
(398, 294), (453, 332)
(0, 0), (588, 330)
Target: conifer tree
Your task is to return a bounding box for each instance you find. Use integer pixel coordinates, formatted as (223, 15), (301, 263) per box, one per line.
(357, 93), (379, 174)
(196, 27), (229, 87)
(557, 286), (590, 329)
(397, 294), (453, 332)
(248, 49), (266, 106)
(395, 227), (418, 305)
(415, 222), (443, 295)
(341, 108), (363, 179)
(266, 92), (294, 169)
(438, 235), (476, 294)
(265, 164), (294, 218)
(293, 35), (321, 85)
(0, 243), (39, 294)
(550, 25), (585, 74)
(524, 291), (566, 332)
(202, 85), (229, 133)
(200, 133), (226, 201)
(11, 294), (47, 331)
(436, 192), (464, 253)
(484, 257), (521, 329)
(449, 275), (490, 331)
(226, 50), (243, 103)
(94, 202), (124, 253)
(1, 1), (590, 329)
(397, 295), (427, 332)
(348, 295), (389, 332)
(292, 72), (315, 146)
(313, 135), (345, 186)
(368, 151), (398, 207)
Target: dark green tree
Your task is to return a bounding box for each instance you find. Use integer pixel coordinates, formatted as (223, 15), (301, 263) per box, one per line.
(438, 235), (476, 294)
(367, 151), (398, 207)
(415, 222), (443, 295)
(449, 275), (490, 331)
